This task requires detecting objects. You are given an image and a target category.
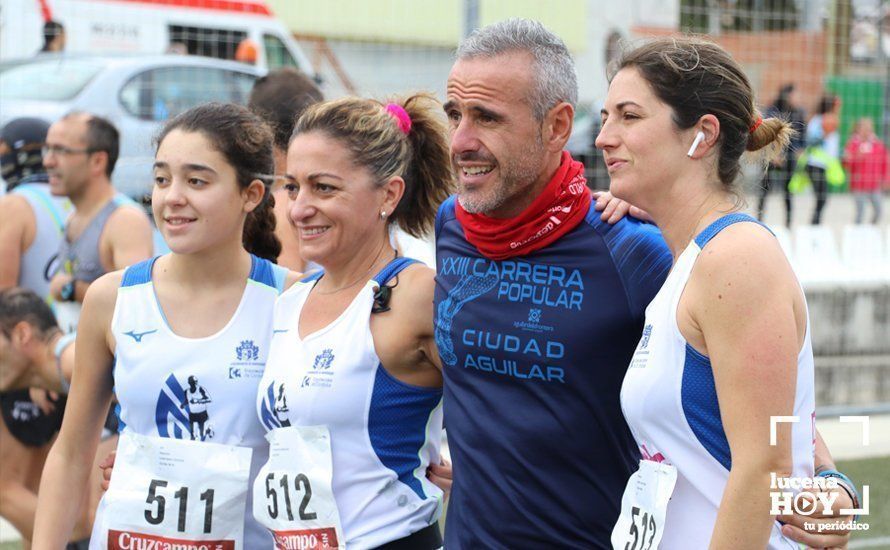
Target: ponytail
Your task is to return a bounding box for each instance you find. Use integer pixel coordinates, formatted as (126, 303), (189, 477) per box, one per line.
(747, 109), (793, 159)
(392, 93), (455, 238)
(243, 187), (281, 262)
(293, 94), (455, 240)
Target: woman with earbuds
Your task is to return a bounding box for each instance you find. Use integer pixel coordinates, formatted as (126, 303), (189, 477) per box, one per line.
(596, 38), (830, 548)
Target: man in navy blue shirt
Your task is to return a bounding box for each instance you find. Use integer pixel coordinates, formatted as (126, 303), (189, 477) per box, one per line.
(435, 18), (851, 548)
(435, 19), (671, 548)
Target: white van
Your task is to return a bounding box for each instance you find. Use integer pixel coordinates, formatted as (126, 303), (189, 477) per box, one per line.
(0, 0), (315, 75)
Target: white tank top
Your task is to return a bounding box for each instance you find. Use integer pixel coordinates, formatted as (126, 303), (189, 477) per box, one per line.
(98, 254), (287, 548)
(11, 182), (70, 300)
(257, 258), (445, 548)
(620, 214), (815, 549)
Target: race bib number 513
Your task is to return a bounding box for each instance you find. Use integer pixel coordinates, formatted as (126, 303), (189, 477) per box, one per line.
(610, 459), (677, 550)
(97, 431), (253, 549)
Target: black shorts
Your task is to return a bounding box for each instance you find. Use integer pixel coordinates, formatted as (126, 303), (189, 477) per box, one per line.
(189, 410), (209, 423)
(0, 389), (65, 447)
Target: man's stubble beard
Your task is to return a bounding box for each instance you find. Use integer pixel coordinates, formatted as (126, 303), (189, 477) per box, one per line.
(457, 135), (546, 216)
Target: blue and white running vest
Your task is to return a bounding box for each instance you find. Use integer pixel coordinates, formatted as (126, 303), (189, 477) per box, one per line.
(620, 213), (816, 549)
(95, 254), (287, 548)
(257, 258), (445, 548)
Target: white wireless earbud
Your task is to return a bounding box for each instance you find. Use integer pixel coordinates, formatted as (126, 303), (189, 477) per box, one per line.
(687, 131), (706, 158)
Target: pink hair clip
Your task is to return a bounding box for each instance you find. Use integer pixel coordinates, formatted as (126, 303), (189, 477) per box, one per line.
(385, 103), (412, 135)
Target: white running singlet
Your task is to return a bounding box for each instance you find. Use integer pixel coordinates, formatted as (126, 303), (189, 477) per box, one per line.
(257, 258), (445, 548)
(11, 182), (70, 301)
(619, 214), (815, 549)
(91, 254), (287, 549)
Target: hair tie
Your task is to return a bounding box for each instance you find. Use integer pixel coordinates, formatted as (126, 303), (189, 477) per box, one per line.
(385, 103), (412, 135)
(749, 116), (763, 134)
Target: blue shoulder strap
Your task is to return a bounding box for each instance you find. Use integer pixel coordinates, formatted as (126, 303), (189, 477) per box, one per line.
(271, 263), (288, 294)
(694, 213), (773, 249)
(16, 185), (67, 232)
(301, 270), (324, 283)
(373, 257), (420, 286)
(120, 256), (159, 287)
(248, 255), (277, 288)
(300, 258), (418, 288)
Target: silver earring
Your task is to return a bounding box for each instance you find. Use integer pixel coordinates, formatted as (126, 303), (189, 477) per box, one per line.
(380, 211), (387, 219)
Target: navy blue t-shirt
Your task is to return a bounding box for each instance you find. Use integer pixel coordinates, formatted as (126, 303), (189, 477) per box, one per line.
(434, 196), (672, 548)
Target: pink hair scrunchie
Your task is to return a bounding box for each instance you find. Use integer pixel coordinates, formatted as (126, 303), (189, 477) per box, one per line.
(385, 103), (412, 135)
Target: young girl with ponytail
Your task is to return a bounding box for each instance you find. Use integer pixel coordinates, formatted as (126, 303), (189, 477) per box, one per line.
(34, 103), (299, 548)
(252, 94), (453, 548)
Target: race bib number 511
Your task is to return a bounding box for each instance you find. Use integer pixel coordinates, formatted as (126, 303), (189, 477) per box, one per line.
(611, 459), (677, 550)
(98, 431), (252, 549)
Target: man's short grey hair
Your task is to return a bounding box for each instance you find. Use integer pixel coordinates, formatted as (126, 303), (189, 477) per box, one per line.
(457, 18), (578, 120)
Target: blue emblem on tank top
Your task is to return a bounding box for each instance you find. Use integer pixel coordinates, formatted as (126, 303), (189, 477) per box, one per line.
(236, 340), (259, 361)
(229, 339), (264, 380)
(290, 349), (337, 390)
(313, 349), (335, 370)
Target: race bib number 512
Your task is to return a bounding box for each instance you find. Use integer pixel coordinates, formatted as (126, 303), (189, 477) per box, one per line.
(253, 426), (344, 550)
(610, 459), (677, 550)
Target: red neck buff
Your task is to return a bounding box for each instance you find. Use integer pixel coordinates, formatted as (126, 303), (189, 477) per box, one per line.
(455, 151), (591, 260)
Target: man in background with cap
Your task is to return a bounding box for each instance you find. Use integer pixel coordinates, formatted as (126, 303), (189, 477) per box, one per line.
(1, 117), (71, 297)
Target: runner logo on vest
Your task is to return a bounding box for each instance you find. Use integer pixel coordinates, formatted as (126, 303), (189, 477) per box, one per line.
(259, 381), (286, 431)
(155, 373), (215, 441)
(229, 339), (264, 380)
(273, 383), (292, 427)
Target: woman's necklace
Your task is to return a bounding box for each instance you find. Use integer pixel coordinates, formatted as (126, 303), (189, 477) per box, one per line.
(313, 240), (392, 295)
